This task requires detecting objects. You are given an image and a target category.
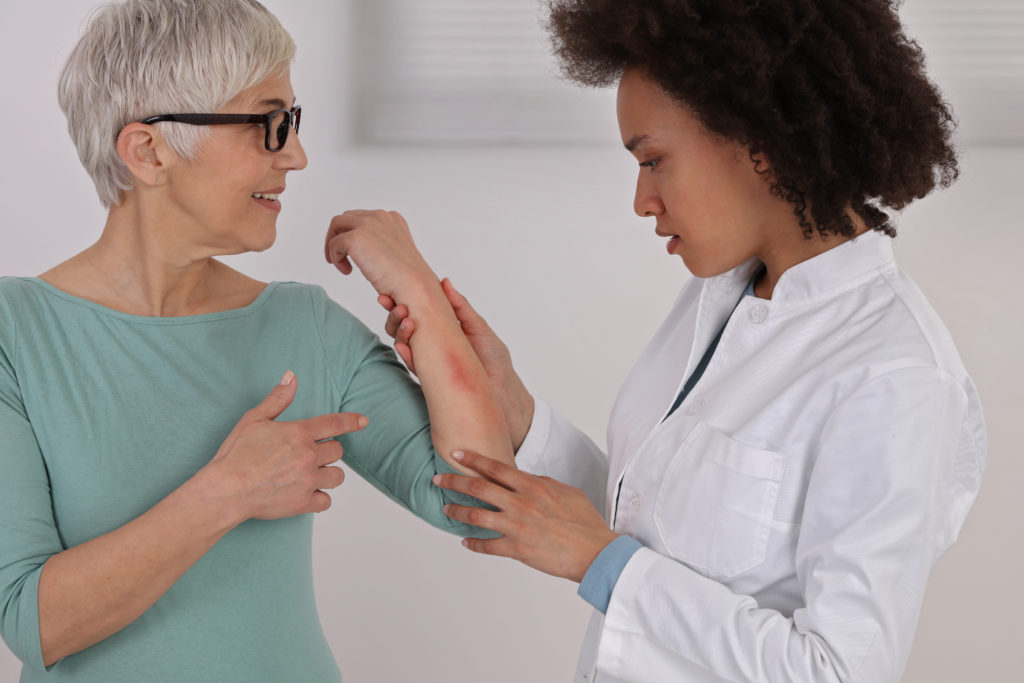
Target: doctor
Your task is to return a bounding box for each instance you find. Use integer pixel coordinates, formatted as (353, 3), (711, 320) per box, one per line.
(335, 0), (987, 681)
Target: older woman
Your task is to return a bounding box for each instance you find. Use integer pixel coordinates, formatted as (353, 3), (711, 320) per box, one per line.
(0, 1), (509, 681)
(372, 1), (987, 682)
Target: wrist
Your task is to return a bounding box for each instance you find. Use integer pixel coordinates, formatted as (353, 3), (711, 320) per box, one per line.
(507, 383), (535, 453)
(391, 267), (443, 308)
(573, 530), (621, 583)
(187, 463), (250, 535)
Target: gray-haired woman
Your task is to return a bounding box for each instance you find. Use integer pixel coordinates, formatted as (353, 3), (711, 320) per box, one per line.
(0, 1), (510, 681)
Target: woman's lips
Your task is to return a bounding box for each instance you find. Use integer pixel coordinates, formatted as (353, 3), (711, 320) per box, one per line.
(252, 196), (282, 211)
(666, 236), (680, 254)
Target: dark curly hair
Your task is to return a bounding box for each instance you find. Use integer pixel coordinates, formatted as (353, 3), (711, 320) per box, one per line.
(546, 0), (959, 238)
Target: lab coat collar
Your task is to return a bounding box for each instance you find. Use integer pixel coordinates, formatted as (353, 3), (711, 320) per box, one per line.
(709, 229), (895, 304)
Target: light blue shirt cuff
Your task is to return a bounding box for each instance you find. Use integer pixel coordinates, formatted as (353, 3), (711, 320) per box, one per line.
(577, 535), (644, 614)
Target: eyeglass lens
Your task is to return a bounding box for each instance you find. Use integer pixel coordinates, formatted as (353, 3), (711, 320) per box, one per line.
(268, 109), (300, 151)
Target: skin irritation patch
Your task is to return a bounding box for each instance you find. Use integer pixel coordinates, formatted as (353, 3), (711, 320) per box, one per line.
(444, 348), (484, 394)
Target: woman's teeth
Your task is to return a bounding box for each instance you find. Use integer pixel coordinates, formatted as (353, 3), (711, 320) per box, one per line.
(252, 193), (279, 201)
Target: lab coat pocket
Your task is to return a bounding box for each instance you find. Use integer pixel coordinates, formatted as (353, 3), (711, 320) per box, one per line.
(654, 421), (787, 581)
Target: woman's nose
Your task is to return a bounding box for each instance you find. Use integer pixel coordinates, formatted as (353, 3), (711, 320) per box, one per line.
(277, 130), (308, 171)
(633, 173), (663, 217)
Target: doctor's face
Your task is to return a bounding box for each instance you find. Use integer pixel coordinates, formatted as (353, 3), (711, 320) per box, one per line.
(616, 68), (782, 277)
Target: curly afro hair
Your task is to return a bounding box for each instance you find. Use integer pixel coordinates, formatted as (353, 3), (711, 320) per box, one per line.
(546, 0), (959, 238)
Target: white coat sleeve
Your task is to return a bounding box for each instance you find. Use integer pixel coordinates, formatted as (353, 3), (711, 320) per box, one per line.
(597, 366), (982, 683)
(513, 399), (609, 514)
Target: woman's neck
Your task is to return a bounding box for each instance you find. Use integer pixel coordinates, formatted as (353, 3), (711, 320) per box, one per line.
(753, 209), (873, 299)
(39, 197), (262, 317)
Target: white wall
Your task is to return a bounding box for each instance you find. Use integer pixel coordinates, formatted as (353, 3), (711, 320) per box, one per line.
(1, 1), (1020, 681)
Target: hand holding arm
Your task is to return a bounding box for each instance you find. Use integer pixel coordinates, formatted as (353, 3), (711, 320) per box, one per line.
(378, 278), (535, 452)
(325, 211), (514, 471)
(432, 449), (618, 582)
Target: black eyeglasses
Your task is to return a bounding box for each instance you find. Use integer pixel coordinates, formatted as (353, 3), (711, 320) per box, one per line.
(138, 106), (301, 152)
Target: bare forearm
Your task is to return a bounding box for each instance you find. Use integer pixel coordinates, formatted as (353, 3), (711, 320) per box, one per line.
(38, 467), (241, 666)
(498, 372), (534, 453)
(402, 281), (514, 471)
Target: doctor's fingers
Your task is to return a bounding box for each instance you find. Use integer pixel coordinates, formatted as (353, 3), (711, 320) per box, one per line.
(384, 302), (411, 340)
(442, 503), (514, 537)
(450, 448), (537, 491)
(433, 472), (519, 512)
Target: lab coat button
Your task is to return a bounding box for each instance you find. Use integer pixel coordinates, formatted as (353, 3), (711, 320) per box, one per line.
(749, 304), (769, 324)
(685, 397), (706, 415)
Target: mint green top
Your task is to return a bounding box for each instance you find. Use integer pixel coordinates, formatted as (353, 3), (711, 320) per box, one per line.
(0, 277), (482, 683)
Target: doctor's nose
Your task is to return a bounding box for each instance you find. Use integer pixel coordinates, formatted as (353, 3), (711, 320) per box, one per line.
(633, 174), (664, 217)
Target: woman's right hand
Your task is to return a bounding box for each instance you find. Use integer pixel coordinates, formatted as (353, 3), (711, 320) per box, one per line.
(205, 371), (367, 522)
(378, 279), (535, 451)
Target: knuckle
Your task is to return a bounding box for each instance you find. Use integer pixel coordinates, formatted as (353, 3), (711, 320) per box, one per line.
(467, 478), (488, 497)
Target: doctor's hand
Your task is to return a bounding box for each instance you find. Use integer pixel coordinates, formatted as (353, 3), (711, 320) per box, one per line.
(433, 449), (618, 582)
(379, 279), (536, 451)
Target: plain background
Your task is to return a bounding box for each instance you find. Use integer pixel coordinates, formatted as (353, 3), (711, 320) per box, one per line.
(1, 1), (1020, 681)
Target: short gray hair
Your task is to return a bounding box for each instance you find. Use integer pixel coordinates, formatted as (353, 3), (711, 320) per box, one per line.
(58, 0), (296, 208)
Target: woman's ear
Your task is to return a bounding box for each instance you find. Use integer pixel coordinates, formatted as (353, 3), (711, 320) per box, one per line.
(116, 122), (170, 187)
(746, 148), (772, 177)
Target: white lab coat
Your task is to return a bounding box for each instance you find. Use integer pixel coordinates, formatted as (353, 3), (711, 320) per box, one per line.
(515, 230), (986, 683)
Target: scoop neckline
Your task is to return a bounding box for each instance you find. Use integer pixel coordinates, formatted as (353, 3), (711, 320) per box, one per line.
(16, 277), (280, 325)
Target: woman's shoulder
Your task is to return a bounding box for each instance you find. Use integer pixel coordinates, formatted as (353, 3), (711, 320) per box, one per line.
(0, 276), (51, 316)
(268, 280), (372, 336)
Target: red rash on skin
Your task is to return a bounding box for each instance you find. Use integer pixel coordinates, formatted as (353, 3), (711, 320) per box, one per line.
(444, 349), (483, 394)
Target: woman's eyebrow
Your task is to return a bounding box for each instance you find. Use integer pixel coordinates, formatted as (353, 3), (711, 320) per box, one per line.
(256, 97), (296, 108)
(624, 134), (650, 152)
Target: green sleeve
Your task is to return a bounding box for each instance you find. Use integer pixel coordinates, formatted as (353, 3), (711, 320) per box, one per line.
(0, 295), (63, 672)
(308, 286), (495, 538)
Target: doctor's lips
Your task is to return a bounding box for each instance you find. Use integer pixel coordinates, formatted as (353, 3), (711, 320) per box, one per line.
(656, 228), (681, 254)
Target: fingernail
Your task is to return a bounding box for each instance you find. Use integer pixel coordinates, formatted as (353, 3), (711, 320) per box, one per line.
(452, 450), (465, 461)
(280, 370), (295, 386)
(358, 415), (369, 428)
(443, 504), (451, 514)
(432, 475), (442, 486)
(461, 539), (470, 548)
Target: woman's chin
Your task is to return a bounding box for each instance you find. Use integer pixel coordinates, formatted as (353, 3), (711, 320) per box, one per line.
(248, 227), (278, 253)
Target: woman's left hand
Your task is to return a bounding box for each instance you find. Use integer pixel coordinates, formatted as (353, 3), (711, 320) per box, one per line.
(433, 450), (619, 582)
(324, 210), (436, 300)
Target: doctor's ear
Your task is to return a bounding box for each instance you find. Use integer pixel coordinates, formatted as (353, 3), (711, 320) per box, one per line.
(116, 122), (171, 188)
(746, 148), (773, 177)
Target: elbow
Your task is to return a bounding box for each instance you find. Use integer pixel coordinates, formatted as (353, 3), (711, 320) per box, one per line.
(0, 564), (55, 672)
(801, 628), (903, 683)
(38, 598), (69, 670)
